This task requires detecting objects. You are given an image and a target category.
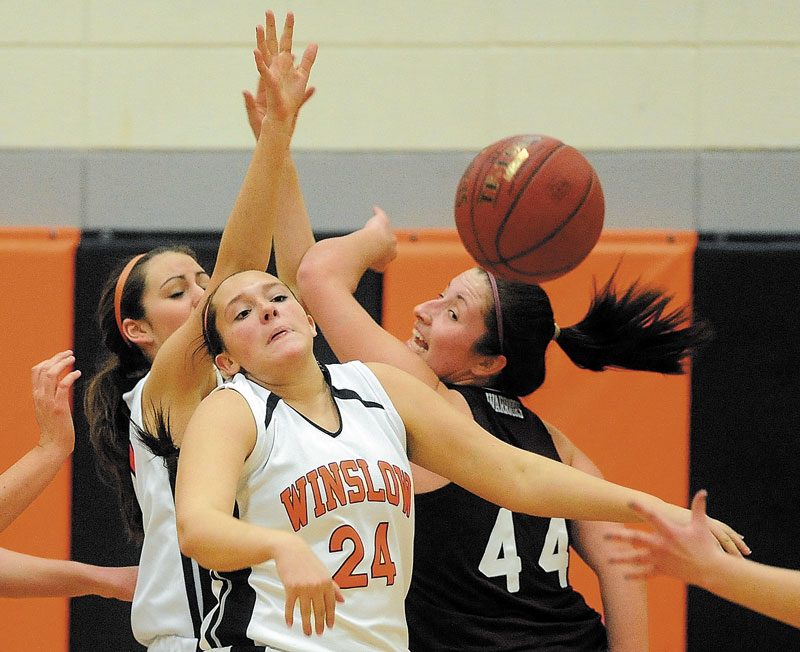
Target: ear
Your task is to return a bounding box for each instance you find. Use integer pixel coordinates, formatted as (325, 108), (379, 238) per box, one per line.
(215, 352), (241, 377)
(122, 318), (154, 347)
(471, 354), (507, 382)
(307, 313), (318, 337)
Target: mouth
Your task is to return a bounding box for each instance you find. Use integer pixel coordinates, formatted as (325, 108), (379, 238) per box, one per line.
(269, 328), (290, 343)
(407, 327), (428, 354)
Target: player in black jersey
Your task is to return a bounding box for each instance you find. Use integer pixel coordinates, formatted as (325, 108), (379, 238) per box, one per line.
(296, 209), (746, 651)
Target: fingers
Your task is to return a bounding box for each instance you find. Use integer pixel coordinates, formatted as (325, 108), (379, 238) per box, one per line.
(299, 86), (316, 110)
(32, 350), (78, 399)
(285, 592), (295, 629)
(264, 10), (278, 56)
(605, 527), (660, 549)
(691, 489), (708, 525)
(285, 583), (341, 636)
(299, 593), (313, 636)
(258, 11), (294, 68)
(715, 526), (746, 557)
(696, 490), (750, 556)
(279, 12), (295, 54)
(312, 589), (328, 635)
(54, 369), (81, 405)
(298, 43), (318, 77)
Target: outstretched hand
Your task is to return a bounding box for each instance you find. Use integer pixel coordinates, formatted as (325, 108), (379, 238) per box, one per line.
(607, 490), (743, 582)
(32, 350), (80, 456)
(244, 11), (316, 140)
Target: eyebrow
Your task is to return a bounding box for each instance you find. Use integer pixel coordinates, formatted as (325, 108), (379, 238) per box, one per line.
(224, 281), (285, 313)
(159, 270), (208, 290)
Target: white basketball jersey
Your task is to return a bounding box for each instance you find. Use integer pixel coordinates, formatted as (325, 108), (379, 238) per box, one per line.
(199, 361), (414, 652)
(126, 372), (212, 651)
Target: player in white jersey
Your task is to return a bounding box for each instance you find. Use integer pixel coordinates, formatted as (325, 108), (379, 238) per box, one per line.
(83, 14), (318, 650)
(174, 269), (748, 651)
(197, 364), (413, 651)
(125, 371), (217, 650)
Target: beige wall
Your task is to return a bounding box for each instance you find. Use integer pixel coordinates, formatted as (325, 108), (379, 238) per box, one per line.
(1, 0), (798, 152)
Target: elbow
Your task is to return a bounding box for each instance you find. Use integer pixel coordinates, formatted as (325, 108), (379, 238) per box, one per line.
(176, 511), (210, 568)
(296, 249), (324, 297)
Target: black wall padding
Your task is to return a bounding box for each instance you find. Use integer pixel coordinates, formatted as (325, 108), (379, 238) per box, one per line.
(690, 236), (800, 651)
(70, 231), (381, 651)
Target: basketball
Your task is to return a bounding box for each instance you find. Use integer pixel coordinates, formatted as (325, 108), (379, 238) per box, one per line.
(454, 134), (605, 284)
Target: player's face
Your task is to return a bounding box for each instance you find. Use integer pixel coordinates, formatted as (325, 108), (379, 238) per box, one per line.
(408, 268), (492, 384)
(212, 270), (316, 378)
(140, 251), (209, 353)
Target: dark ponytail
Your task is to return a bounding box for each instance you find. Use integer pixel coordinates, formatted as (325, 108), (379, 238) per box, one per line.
(476, 269), (711, 398)
(83, 246), (197, 541)
(557, 275), (712, 374)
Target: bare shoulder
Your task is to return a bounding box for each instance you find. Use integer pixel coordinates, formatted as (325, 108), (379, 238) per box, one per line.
(364, 361), (457, 406)
(542, 419), (578, 466)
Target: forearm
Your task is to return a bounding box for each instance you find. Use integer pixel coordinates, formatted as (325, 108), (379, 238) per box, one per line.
(598, 561), (649, 651)
(214, 121), (292, 280)
(700, 556), (800, 629)
(297, 230), (376, 298)
(0, 444), (69, 533)
(572, 520), (649, 652)
(0, 548), (126, 599)
(274, 155), (314, 296)
(497, 451), (671, 525)
(178, 506), (290, 573)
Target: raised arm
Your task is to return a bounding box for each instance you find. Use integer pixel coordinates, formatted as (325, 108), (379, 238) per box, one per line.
(214, 12), (316, 285)
(297, 208), (444, 390)
(244, 11), (315, 297)
(1, 351), (79, 533)
(608, 491), (800, 629)
(144, 21), (318, 433)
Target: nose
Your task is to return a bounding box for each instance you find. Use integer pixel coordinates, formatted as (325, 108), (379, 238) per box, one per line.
(260, 304), (279, 322)
(189, 283), (205, 309)
(413, 299), (434, 324)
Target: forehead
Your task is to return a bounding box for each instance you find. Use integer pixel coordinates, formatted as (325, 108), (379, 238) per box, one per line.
(216, 271), (283, 303)
(144, 251), (204, 282)
(448, 268), (490, 306)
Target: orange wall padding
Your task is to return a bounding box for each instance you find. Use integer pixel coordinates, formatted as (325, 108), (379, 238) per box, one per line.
(383, 228), (696, 652)
(0, 228), (80, 651)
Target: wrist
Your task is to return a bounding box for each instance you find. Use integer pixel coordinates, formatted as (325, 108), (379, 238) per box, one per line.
(259, 116), (295, 141)
(35, 440), (73, 464)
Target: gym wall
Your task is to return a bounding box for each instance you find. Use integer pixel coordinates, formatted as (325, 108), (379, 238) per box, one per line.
(3, 227), (799, 651)
(1, 1), (798, 650)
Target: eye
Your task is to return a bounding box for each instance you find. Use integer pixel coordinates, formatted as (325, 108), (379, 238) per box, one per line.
(448, 310), (458, 321)
(169, 291), (185, 299)
(235, 308), (251, 321)
(272, 294), (289, 303)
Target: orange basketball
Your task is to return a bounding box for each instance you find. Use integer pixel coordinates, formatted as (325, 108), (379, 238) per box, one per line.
(454, 134), (605, 284)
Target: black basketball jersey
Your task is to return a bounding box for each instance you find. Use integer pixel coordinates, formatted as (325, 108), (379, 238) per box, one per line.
(405, 384), (608, 652)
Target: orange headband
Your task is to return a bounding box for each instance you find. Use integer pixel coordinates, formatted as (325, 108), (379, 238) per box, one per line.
(114, 253), (146, 344)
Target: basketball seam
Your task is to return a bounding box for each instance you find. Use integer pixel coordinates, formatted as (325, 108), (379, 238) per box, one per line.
(502, 168), (596, 264)
(492, 144), (565, 261)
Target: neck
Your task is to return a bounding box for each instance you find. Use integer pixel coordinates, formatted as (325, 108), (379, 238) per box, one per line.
(247, 356), (326, 402)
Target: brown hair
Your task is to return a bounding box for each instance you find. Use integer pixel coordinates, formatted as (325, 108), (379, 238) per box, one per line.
(84, 246), (198, 540)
